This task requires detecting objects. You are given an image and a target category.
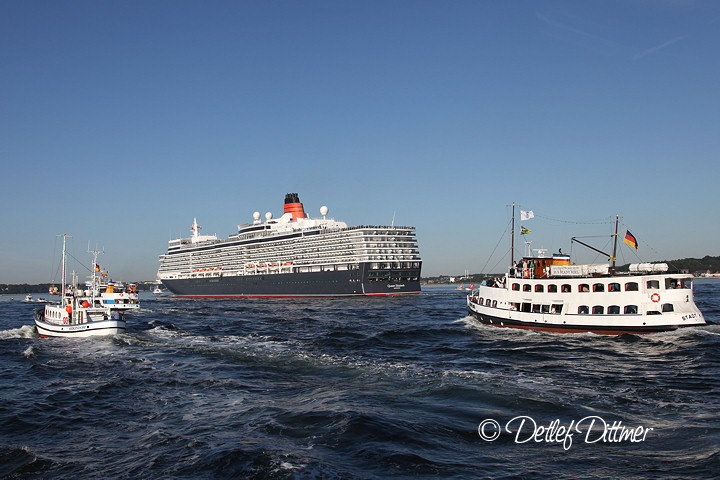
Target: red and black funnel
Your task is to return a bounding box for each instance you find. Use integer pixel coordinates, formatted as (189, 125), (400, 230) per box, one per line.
(284, 193), (306, 221)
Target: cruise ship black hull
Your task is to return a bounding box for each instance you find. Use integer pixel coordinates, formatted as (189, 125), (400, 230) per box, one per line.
(162, 267), (421, 297)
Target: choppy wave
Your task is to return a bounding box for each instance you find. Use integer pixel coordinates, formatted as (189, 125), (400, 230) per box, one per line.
(1, 285), (719, 478)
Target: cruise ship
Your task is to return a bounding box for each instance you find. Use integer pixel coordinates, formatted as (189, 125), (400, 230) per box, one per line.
(157, 193), (422, 296)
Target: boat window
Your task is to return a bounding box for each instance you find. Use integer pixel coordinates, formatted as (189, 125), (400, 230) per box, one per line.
(625, 282), (639, 291)
(522, 303), (532, 313)
(608, 305), (620, 315)
(593, 283), (604, 292)
(647, 310), (661, 315)
(541, 304), (550, 313)
(478, 297), (483, 304)
(624, 305), (638, 314)
(535, 284), (544, 292)
(646, 280), (660, 289)
(548, 284), (558, 293)
(523, 284), (531, 292)
(551, 304), (563, 314)
(662, 303), (674, 312)
(532, 304), (541, 313)
(561, 284), (571, 293)
(512, 283), (520, 291)
(665, 278), (690, 289)
(492, 300), (497, 307)
(510, 302), (519, 311)
(592, 305), (604, 314)
(486, 299), (492, 306)
(578, 305), (589, 314)
(609, 283), (621, 292)
(579, 283), (590, 292)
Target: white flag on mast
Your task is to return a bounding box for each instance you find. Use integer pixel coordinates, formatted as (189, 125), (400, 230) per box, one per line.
(520, 210), (534, 221)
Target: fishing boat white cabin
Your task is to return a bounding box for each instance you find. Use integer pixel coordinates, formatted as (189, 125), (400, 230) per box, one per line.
(34, 235), (126, 338)
(467, 213), (705, 335)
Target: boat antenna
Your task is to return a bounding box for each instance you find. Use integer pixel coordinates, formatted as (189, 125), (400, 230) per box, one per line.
(87, 242), (104, 306)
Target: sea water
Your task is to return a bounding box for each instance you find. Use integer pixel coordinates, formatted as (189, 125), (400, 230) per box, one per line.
(1, 282), (718, 479)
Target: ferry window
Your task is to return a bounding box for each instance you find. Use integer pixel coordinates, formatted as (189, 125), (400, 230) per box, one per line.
(561, 284), (571, 293)
(625, 282), (639, 292)
(579, 284), (590, 293)
(541, 305), (550, 313)
(608, 305), (620, 315)
(647, 280), (660, 289)
(665, 278), (686, 289)
(593, 283), (605, 292)
(681, 278), (692, 289)
(624, 305), (638, 314)
(532, 304), (541, 313)
(486, 299), (491, 306)
(523, 284), (531, 292)
(510, 302), (519, 311)
(535, 285), (544, 293)
(548, 284), (558, 293)
(578, 305), (589, 314)
(592, 305), (604, 314)
(478, 298), (484, 304)
(609, 283), (621, 292)
(647, 310), (661, 315)
(551, 304), (563, 314)
(492, 300), (497, 308)
(512, 283), (520, 291)
(522, 303), (532, 313)
(662, 303), (674, 313)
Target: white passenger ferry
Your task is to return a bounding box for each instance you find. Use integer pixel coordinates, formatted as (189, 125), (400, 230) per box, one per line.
(157, 193), (422, 296)
(467, 214), (705, 334)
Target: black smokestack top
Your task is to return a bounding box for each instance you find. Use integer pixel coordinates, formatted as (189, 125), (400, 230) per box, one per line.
(284, 193), (300, 204)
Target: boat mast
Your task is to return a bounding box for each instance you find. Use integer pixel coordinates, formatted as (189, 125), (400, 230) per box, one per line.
(61, 234), (67, 307)
(510, 203), (516, 266)
(611, 215), (620, 275)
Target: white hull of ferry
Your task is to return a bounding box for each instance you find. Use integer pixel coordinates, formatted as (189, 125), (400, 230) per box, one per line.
(34, 307), (125, 338)
(467, 272), (705, 335)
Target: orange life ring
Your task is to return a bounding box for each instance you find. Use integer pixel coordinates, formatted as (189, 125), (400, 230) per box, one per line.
(651, 293), (660, 303)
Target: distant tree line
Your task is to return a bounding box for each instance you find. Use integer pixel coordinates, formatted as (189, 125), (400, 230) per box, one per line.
(422, 255), (720, 282)
(1, 284), (54, 295)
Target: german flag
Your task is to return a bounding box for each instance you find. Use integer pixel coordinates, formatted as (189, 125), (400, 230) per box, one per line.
(624, 230), (638, 251)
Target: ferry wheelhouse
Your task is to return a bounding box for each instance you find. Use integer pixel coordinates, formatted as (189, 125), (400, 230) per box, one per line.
(467, 213), (705, 334)
(157, 193), (422, 297)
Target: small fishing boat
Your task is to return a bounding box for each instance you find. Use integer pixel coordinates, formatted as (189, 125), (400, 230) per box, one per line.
(23, 294), (33, 302)
(467, 210), (705, 335)
(35, 235), (125, 338)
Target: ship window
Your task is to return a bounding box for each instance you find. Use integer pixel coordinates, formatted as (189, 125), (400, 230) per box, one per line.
(625, 282), (639, 291)
(647, 310), (661, 315)
(662, 303), (674, 313)
(551, 304), (563, 314)
(609, 283), (621, 292)
(535, 284), (544, 292)
(561, 284), (571, 293)
(512, 283), (520, 291)
(492, 300), (497, 307)
(541, 304), (550, 313)
(579, 283), (590, 292)
(608, 305), (620, 315)
(592, 305), (604, 314)
(593, 283), (604, 292)
(532, 304), (541, 313)
(578, 305), (589, 314)
(624, 305), (638, 314)
(647, 280), (660, 289)
(548, 284), (558, 293)
(510, 302), (519, 311)
(522, 303), (531, 312)
(486, 299), (491, 306)
(523, 284), (531, 292)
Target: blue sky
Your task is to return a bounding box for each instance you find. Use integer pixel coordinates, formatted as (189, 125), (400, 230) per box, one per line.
(1, 0), (719, 283)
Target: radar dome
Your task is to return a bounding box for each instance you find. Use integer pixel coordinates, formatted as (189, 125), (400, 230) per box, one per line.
(320, 206), (329, 217)
(265, 212), (273, 220)
(253, 212), (261, 221)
